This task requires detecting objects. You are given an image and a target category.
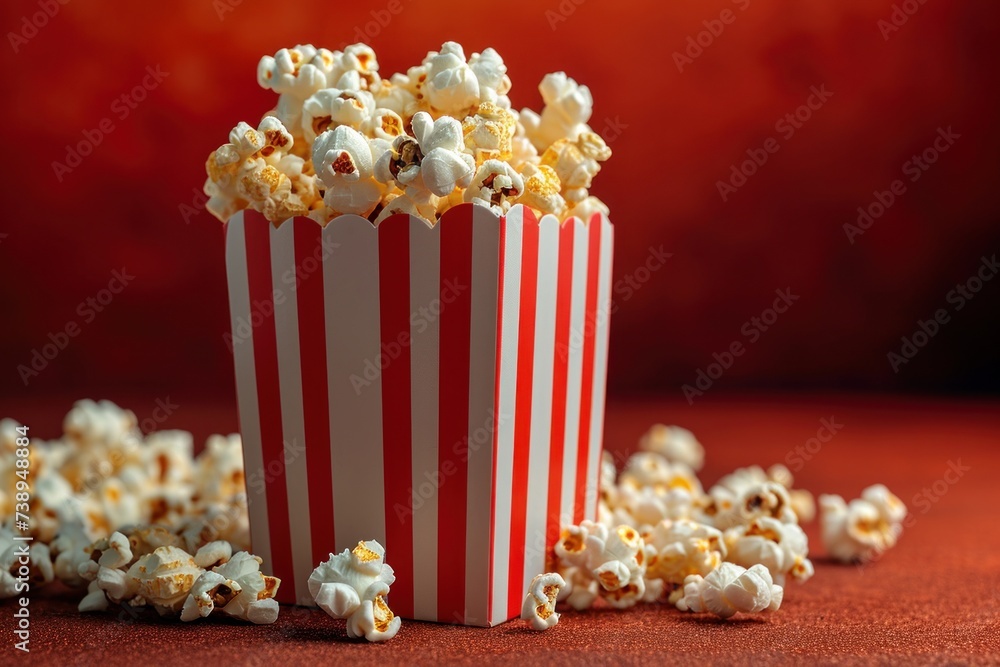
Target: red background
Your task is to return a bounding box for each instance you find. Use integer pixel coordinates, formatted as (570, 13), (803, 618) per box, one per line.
(2, 0), (999, 404)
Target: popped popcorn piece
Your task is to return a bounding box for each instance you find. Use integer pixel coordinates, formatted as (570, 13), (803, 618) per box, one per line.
(308, 540), (400, 642)
(181, 551), (280, 624)
(540, 131), (612, 204)
(565, 195), (609, 223)
(515, 164), (566, 220)
(194, 434), (245, 504)
(375, 111), (475, 201)
(521, 572), (566, 631)
(126, 545), (203, 615)
(193, 540), (232, 569)
(714, 481), (798, 530)
(724, 517), (814, 585)
(363, 107), (406, 142)
(520, 72), (594, 151)
(312, 126), (385, 217)
(556, 565), (599, 611)
(644, 519), (726, 597)
(554, 521), (647, 609)
(257, 45), (329, 100)
(462, 102), (516, 166)
(638, 424), (705, 471)
(464, 159), (524, 216)
(302, 87), (376, 143)
(820, 485), (907, 563)
(331, 43), (381, 91)
(676, 563), (783, 619)
(469, 48), (512, 107)
(789, 488), (817, 524)
(425, 42), (480, 117)
(1, 529), (54, 598)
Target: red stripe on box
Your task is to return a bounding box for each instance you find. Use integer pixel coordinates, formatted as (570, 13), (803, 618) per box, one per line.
(546, 221), (575, 556)
(293, 220), (335, 572)
(243, 211), (295, 601)
(507, 209), (540, 617)
(378, 216), (415, 619)
(438, 207), (475, 623)
(574, 217), (603, 524)
(487, 216), (508, 624)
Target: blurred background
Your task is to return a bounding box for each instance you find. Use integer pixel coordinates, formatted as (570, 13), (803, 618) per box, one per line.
(2, 0), (998, 421)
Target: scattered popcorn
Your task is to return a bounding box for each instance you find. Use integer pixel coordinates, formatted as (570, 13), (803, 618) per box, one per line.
(206, 42), (610, 226)
(724, 517), (814, 585)
(0, 399), (251, 617)
(644, 519), (726, 602)
(181, 551), (280, 624)
(676, 563), (783, 619)
(638, 424), (705, 471)
(309, 540), (400, 642)
(521, 573), (566, 631)
(820, 484), (907, 563)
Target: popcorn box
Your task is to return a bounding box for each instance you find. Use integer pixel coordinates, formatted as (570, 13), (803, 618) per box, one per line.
(224, 203), (613, 626)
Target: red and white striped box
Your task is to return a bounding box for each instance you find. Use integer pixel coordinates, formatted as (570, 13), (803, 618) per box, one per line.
(224, 202), (613, 626)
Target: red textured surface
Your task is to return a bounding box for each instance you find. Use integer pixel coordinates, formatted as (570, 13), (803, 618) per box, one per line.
(6, 395), (1000, 665)
(2, 0), (999, 401)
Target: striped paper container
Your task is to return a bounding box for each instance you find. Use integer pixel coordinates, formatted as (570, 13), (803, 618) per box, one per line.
(224, 202), (613, 626)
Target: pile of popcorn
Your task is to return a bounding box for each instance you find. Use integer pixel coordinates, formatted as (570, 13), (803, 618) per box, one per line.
(0, 400), (268, 623)
(204, 42), (611, 227)
(1, 402), (908, 638)
(521, 424), (909, 627)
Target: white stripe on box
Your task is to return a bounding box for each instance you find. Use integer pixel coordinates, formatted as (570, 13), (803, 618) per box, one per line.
(490, 210), (523, 625)
(585, 217), (614, 519)
(324, 216), (386, 549)
(561, 218), (589, 526)
(225, 213), (272, 572)
(465, 206), (500, 626)
(522, 214), (560, 594)
(408, 215), (440, 621)
(270, 221), (314, 604)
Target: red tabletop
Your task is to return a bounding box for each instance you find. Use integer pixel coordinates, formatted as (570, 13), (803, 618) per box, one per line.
(5, 394), (1000, 665)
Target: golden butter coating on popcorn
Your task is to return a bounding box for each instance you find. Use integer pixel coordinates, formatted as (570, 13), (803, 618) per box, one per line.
(462, 102), (516, 166)
(516, 164), (566, 220)
(308, 540), (400, 642)
(677, 562), (783, 619)
(820, 484), (906, 563)
(125, 545), (203, 615)
(541, 131), (612, 204)
(208, 41), (611, 225)
(521, 572), (565, 631)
